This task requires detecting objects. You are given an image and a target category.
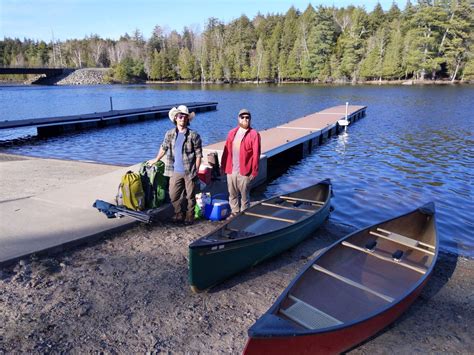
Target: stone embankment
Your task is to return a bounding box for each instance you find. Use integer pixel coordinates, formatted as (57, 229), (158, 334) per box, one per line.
(56, 68), (109, 85)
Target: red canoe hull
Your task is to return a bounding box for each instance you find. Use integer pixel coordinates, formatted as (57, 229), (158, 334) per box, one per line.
(244, 277), (428, 354)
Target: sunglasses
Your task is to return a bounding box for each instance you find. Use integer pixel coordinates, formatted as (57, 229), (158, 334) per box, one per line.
(239, 115), (250, 120)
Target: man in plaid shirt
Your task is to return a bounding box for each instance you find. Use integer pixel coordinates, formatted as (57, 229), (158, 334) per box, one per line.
(148, 105), (202, 224)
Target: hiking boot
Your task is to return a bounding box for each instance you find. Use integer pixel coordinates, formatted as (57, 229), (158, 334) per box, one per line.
(226, 212), (238, 220)
(172, 212), (184, 223)
(184, 211), (195, 225)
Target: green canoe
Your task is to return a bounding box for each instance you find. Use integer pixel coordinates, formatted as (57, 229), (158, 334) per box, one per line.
(188, 179), (332, 292)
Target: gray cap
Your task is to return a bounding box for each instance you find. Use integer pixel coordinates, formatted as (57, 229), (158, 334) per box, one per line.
(238, 108), (251, 117)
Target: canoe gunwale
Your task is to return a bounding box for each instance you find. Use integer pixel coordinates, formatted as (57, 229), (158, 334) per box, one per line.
(189, 179), (332, 250)
(248, 202), (439, 339)
(193, 205), (330, 255)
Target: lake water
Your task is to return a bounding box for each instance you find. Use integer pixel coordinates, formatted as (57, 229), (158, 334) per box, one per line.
(0, 84), (473, 257)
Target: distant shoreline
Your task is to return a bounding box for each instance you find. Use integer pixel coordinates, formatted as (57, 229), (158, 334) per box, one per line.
(1, 78), (472, 86)
(1, 67), (473, 86)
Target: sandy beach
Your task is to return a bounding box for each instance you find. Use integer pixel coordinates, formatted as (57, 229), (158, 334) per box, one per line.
(0, 154), (472, 353)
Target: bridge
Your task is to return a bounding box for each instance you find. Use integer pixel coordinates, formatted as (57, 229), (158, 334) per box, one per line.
(0, 67), (69, 76)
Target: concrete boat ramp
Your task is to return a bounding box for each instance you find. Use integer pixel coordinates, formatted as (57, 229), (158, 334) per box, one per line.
(0, 104), (366, 266)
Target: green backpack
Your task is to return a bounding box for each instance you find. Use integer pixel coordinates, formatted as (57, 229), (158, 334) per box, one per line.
(139, 161), (167, 209)
(117, 171), (145, 211)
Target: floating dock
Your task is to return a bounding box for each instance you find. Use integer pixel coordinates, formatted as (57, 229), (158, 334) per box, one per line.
(0, 104), (366, 266)
(203, 104), (366, 186)
(0, 101), (218, 136)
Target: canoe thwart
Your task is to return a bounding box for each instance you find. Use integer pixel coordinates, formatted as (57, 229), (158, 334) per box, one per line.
(376, 228), (435, 250)
(280, 294), (343, 330)
(311, 264), (394, 303)
(261, 202), (314, 212)
(243, 211), (297, 224)
(341, 241), (427, 274)
(279, 196), (325, 205)
(370, 229), (435, 255)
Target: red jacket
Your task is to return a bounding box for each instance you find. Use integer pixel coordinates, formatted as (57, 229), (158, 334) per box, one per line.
(221, 127), (261, 177)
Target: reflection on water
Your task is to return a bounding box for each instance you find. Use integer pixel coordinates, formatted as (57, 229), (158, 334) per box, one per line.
(0, 84), (473, 257)
(335, 131), (349, 157)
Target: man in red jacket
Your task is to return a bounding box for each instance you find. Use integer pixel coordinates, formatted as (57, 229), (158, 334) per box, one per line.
(221, 109), (261, 217)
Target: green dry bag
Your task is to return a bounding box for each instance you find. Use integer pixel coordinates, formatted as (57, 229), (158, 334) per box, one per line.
(139, 161), (167, 209)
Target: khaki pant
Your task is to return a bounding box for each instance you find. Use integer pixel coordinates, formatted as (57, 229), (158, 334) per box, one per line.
(227, 173), (251, 213)
(169, 173), (198, 214)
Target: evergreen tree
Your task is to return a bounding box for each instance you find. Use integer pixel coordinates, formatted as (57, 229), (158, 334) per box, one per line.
(279, 7), (299, 80)
(308, 6), (339, 81)
(369, 3), (386, 33)
(149, 50), (164, 80)
(382, 21), (404, 79)
(339, 7), (370, 82)
(386, 2), (402, 22)
(1, 1), (471, 83)
(297, 5), (316, 80)
(268, 20), (283, 81)
(407, 2), (447, 79)
(441, 0), (473, 81)
(177, 47), (195, 80)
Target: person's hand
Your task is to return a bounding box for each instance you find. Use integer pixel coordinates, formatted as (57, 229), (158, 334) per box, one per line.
(147, 158), (157, 166)
(249, 175), (255, 181)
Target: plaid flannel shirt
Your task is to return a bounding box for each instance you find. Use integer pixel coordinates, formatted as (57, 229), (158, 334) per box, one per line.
(161, 127), (203, 178)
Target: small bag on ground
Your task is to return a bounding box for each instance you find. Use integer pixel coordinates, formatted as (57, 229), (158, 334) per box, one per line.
(195, 192), (211, 220)
(116, 171), (145, 211)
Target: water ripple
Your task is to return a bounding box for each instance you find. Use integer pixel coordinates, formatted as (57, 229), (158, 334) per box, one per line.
(1, 84), (473, 257)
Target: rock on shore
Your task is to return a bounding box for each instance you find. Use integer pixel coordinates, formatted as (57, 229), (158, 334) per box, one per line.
(56, 68), (109, 85)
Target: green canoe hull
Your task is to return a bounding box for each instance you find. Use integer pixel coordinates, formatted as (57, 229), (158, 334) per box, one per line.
(189, 194), (331, 291)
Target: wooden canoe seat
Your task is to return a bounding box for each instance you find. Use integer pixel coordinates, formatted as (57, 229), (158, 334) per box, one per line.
(261, 202), (314, 212)
(279, 196), (325, 206)
(341, 241), (427, 274)
(312, 264), (394, 302)
(280, 295), (343, 330)
(375, 228), (435, 251)
(243, 211), (297, 224)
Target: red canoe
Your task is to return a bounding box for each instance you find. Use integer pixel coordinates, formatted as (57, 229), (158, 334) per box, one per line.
(245, 203), (438, 354)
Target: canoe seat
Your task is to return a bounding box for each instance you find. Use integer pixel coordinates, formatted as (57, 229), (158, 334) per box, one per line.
(280, 295), (343, 330)
(279, 196), (325, 206)
(312, 264), (394, 302)
(261, 202), (314, 212)
(341, 241), (427, 274)
(243, 211), (297, 224)
(369, 228), (435, 255)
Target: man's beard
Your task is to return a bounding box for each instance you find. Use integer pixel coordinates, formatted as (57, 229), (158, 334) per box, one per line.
(239, 122), (250, 129)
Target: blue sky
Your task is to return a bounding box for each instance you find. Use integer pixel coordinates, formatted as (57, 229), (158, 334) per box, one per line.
(1, 0), (403, 41)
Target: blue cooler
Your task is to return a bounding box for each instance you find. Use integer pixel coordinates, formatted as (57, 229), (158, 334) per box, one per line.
(204, 194), (231, 221)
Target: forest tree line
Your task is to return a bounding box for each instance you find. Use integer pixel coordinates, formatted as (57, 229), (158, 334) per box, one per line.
(1, 0), (473, 83)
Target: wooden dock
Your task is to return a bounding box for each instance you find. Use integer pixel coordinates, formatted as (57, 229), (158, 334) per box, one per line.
(202, 104), (366, 186)
(0, 103), (366, 266)
(0, 101), (217, 136)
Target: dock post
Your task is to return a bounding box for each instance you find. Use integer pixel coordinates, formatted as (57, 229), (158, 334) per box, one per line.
(344, 102), (348, 132)
(110, 97), (113, 111)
